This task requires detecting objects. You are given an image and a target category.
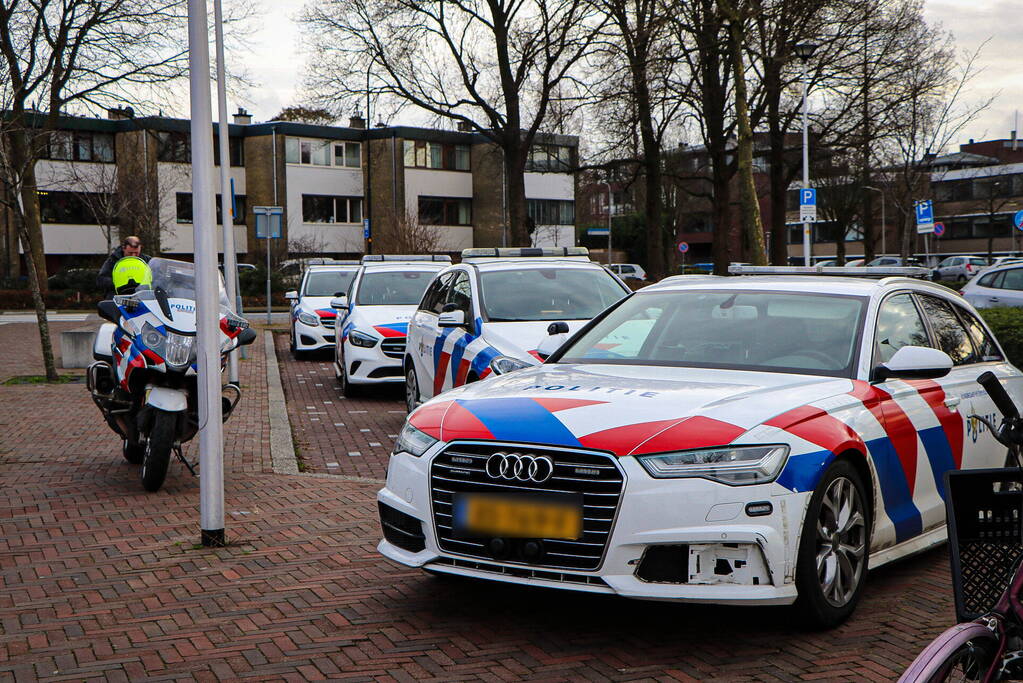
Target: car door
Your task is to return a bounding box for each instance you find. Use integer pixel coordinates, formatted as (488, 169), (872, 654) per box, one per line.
(409, 271), (454, 401)
(432, 270), (476, 396)
(990, 267), (1023, 307)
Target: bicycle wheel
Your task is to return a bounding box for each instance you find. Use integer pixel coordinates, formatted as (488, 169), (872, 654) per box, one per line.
(899, 622), (999, 683)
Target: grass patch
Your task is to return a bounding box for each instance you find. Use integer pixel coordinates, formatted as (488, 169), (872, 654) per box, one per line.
(3, 374), (79, 385)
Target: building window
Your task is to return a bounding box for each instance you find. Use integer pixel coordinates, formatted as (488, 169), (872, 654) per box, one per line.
(156, 131), (191, 162)
(418, 196), (471, 225)
(176, 193), (248, 224)
(527, 199), (575, 225)
(212, 135), (244, 167)
(525, 144), (572, 172)
(285, 138), (360, 168)
(44, 131), (115, 163)
(334, 142), (361, 168)
(403, 141), (471, 171)
(37, 191), (111, 224)
(301, 194), (362, 223)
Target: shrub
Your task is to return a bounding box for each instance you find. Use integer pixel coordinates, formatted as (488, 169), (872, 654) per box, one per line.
(979, 307), (1023, 368)
(239, 264), (287, 297)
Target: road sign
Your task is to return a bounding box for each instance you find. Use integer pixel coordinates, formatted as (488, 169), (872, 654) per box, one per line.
(678, 241), (689, 253)
(933, 222), (945, 237)
(915, 200), (934, 234)
(1014, 210), (1023, 231)
(799, 188), (817, 223)
(254, 206), (283, 238)
(587, 228), (610, 236)
(363, 218), (371, 239)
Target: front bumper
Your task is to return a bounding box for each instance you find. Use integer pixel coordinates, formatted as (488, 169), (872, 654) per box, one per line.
(376, 447), (807, 605)
(294, 318), (336, 351)
(341, 336), (406, 385)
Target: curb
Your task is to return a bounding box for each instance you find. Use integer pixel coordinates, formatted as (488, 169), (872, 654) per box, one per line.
(264, 330), (300, 475)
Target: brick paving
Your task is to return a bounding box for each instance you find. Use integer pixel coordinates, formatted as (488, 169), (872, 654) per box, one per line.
(0, 320), (969, 680)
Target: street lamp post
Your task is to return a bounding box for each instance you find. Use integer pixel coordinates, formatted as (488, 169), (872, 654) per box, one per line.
(863, 185), (885, 256)
(794, 42), (817, 266)
(604, 181), (613, 265)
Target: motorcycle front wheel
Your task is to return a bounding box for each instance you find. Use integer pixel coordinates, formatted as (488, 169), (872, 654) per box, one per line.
(140, 409), (176, 492)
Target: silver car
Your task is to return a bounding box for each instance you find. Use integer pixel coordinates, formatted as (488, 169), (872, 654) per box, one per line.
(961, 263), (1023, 308)
(932, 255), (988, 282)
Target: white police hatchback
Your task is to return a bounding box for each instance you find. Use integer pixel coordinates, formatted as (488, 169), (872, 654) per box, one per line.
(332, 256), (451, 396)
(403, 248), (630, 413)
(379, 268), (1022, 627)
(286, 263), (359, 358)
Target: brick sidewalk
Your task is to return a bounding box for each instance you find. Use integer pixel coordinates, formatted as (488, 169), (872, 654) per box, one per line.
(0, 324), (963, 681)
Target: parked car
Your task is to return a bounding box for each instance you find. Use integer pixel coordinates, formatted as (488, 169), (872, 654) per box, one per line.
(380, 270), (1020, 627)
(931, 255), (988, 282)
(608, 263), (647, 281)
(866, 255), (924, 268)
(285, 263), (361, 357)
(403, 247), (630, 412)
(961, 263), (1023, 308)
(280, 258), (355, 288)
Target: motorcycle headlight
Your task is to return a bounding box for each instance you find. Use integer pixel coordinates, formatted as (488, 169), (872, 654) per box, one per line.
(164, 331), (195, 367)
(348, 330), (379, 348)
(490, 355), (532, 375)
(141, 322), (165, 353)
(637, 445), (790, 485)
(393, 422), (438, 457)
(297, 310), (320, 326)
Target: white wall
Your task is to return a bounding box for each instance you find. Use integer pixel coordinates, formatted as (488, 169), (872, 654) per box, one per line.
(524, 172), (573, 200)
(285, 164), (364, 253)
(404, 169), (473, 215)
(35, 160), (120, 255)
(159, 162), (249, 256)
(530, 225), (575, 248)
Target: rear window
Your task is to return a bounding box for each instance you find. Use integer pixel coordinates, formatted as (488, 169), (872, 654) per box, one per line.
(970, 258), (988, 266)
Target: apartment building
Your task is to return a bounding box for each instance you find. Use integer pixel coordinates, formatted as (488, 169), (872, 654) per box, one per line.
(0, 109), (579, 278)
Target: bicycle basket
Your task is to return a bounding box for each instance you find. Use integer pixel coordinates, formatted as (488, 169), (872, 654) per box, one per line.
(945, 467), (1023, 622)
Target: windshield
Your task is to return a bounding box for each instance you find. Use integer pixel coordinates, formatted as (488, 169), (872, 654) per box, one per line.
(355, 270), (434, 305)
(480, 267), (627, 322)
(136, 258), (230, 308)
(303, 269), (356, 297)
(557, 290), (867, 377)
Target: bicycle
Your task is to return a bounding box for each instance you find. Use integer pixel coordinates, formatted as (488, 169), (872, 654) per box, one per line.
(900, 371), (1023, 682)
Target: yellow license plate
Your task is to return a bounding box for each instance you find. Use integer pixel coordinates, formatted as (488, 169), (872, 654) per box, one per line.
(456, 494), (582, 540)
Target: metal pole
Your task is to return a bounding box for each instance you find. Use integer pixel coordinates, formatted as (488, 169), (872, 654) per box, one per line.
(801, 57), (811, 266)
(187, 0), (225, 547)
(364, 66), (372, 256)
(214, 0), (238, 385)
(605, 181), (612, 265)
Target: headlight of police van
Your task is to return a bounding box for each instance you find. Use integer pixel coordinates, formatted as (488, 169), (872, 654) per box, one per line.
(164, 331), (195, 367)
(348, 330), (379, 348)
(297, 310), (320, 327)
(637, 445), (789, 485)
(490, 355), (531, 375)
(393, 422), (438, 457)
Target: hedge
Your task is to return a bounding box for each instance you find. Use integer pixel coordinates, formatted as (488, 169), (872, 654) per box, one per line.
(979, 307), (1023, 368)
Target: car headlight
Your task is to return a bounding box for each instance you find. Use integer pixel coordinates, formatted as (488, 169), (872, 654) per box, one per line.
(297, 310), (320, 326)
(348, 330), (379, 348)
(637, 445), (790, 485)
(393, 422), (438, 457)
(490, 355), (532, 375)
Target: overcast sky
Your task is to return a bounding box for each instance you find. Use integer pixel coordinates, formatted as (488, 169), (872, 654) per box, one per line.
(237, 0), (1021, 150)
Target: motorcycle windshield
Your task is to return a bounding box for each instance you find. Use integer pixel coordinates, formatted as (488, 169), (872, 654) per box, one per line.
(136, 258), (231, 311)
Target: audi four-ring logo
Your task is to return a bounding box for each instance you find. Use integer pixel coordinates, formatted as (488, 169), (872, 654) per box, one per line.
(485, 452), (555, 483)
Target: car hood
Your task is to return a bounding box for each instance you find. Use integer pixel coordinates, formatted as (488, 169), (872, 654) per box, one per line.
(481, 320), (590, 361)
(298, 296), (340, 318)
(408, 363), (856, 457)
(350, 305), (416, 337)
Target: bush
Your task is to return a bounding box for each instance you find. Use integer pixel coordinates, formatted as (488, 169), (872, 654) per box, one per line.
(979, 307), (1023, 368)
(239, 264), (287, 297)
(0, 289), (103, 309)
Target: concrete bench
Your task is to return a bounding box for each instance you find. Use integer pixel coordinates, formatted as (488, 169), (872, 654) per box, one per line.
(61, 325), (101, 369)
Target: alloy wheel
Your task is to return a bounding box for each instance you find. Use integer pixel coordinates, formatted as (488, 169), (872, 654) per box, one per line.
(405, 366), (419, 413)
(815, 475), (867, 607)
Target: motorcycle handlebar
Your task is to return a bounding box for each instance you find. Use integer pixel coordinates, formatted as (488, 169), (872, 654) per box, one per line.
(978, 371), (1020, 421)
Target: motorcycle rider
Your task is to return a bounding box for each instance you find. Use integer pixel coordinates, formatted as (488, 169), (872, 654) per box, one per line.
(97, 236), (150, 297)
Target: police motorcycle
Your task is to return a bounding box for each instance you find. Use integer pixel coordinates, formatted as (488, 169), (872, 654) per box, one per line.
(87, 257), (257, 492)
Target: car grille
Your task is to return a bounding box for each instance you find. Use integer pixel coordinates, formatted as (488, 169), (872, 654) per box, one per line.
(430, 442), (624, 571)
(321, 318), (336, 329)
(381, 338), (405, 360)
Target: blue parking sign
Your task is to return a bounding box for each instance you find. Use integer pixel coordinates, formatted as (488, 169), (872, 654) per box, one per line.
(800, 189), (816, 206)
(915, 200), (934, 234)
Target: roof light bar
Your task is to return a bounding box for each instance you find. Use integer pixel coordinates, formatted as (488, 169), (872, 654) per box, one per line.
(461, 247), (590, 259)
(728, 265), (930, 278)
(360, 254), (452, 263)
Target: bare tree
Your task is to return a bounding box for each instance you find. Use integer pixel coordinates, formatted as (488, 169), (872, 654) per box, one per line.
(374, 210), (444, 254)
(302, 0), (605, 247)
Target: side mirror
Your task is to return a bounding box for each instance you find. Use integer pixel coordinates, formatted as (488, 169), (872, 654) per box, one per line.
(536, 321), (570, 359)
(97, 300), (120, 324)
(284, 290), (298, 301)
(873, 346), (953, 382)
(330, 295), (349, 311)
(236, 327), (258, 347)
(438, 309), (466, 327)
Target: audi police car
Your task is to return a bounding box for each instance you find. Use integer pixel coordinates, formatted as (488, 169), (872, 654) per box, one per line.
(332, 255), (451, 396)
(403, 247), (630, 412)
(378, 267), (1023, 626)
(286, 263), (359, 357)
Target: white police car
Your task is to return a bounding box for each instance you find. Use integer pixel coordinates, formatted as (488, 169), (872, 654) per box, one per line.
(286, 263), (360, 358)
(379, 267), (1022, 626)
(332, 255), (451, 396)
(403, 247), (630, 413)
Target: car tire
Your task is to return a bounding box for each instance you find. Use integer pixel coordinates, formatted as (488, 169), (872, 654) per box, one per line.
(405, 362), (420, 414)
(957, 275), (967, 283)
(337, 348), (359, 398)
(794, 459), (871, 629)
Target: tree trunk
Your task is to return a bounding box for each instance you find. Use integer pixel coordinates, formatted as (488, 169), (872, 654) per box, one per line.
(16, 221), (58, 381)
(628, 43), (666, 279)
(504, 145), (529, 247)
(766, 96), (789, 265)
(7, 130), (47, 291)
